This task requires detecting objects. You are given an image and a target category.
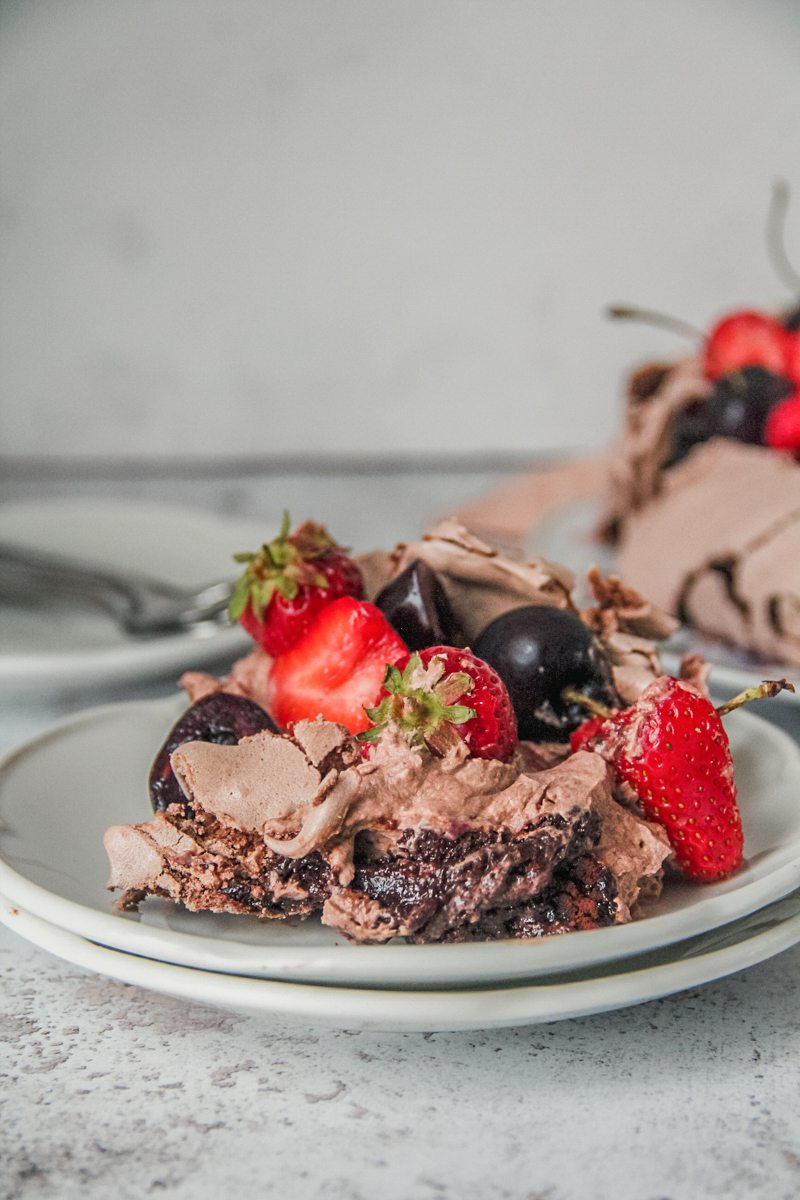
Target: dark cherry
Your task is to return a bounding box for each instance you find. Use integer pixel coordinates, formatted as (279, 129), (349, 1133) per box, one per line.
(707, 367), (794, 440)
(663, 397), (712, 468)
(665, 366), (794, 467)
(472, 605), (617, 743)
(149, 693), (277, 813)
(374, 559), (462, 650)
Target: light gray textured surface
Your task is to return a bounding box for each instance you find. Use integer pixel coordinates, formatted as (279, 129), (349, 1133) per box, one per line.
(1, 470), (799, 1199)
(2, 924), (799, 1200)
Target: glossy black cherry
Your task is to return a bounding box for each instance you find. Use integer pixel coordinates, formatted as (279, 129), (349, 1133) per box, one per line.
(473, 605), (617, 742)
(374, 559), (462, 650)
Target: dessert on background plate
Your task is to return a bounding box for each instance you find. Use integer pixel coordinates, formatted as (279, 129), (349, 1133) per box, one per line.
(456, 188), (800, 678)
(599, 317), (800, 667)
(599, 184), (800, 667)
(105, 516), (790, 945)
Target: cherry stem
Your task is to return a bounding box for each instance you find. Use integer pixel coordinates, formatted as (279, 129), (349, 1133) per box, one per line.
(561, 687), (614, 719)
(606, 305), (703, 341)
(766, 179), (800, 295)
(715, 678), (795, 718)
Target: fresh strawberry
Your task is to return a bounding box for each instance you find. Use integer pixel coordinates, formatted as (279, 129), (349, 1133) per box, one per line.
(265, 597), (407, 734)
(703, 310), (791, 381)
(361, 646), (518, 761)
(571, 677), (744, 881)
(228, 513), (363, 656)
(764, 392), (800, 456)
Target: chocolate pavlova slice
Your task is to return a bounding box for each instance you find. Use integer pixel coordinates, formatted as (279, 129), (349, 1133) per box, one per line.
(105, 711), (670, 945)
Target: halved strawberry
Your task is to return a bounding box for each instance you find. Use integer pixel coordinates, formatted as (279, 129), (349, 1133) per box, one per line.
(703, 310), (791, 381)
(265, 597), (408, 734)
(229, 513), (363, 656)
(361, 646), (518, 761)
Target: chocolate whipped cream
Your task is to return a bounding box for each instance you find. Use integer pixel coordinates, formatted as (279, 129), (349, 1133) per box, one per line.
(149, 722), (610, 877)
(363, 520), (575, 642)
(617, 440), (800, 665)
(592, 788), (671, 920)
(180, 646), (272, 709)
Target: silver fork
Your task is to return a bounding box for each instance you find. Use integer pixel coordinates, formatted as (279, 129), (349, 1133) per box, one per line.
(0, 541), (234, 635)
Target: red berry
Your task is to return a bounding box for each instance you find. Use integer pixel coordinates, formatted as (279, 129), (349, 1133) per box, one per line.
(265, 598), (407, 735)
(764, 393), (800, 455)
(229, 514), (363, 656)
(785, 331), (800, 386)
(703, 311), (791, 381)
(574, 677), (743, 882)
(569, 714), (607, 754)
(362, 645), (518, 761)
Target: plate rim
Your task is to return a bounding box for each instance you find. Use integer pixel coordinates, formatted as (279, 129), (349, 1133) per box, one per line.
(1, 696), (800, 987)
(3, 895), (800, 1032)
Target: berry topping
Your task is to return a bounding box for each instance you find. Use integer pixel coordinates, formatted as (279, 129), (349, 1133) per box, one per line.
(570, 677), (793, 881)
(703, 310), (792, 381)
(666, 367), (794, 467)
(785, 329), (800, 382)
(265, 597), (408, 734)
(361, 646), (517, 761)
(229, 512), (363, 656)
(374, 559), (462, 651)
(764, 393), (800, 456)
(150, 694), (277, 813)
(472, 605), (617, 743)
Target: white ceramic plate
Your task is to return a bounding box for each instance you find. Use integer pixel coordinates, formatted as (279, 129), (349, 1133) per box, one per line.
(0, 498), (272, 694)
(528, 497), (800, 706)
(3, 891), (800, 1032)
(1, 696), (799, 987)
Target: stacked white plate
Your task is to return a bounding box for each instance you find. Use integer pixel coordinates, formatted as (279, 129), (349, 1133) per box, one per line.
(2, 694), (800, 1032)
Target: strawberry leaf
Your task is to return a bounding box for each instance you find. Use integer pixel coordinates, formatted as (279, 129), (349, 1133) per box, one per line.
(228, 574), (254, 621)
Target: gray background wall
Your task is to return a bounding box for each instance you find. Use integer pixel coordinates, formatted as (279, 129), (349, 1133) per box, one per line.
(2, 0), (799, 462)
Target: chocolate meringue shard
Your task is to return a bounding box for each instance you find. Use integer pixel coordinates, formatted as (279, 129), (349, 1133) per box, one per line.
(105, 720), (671, 943)
(376, 520), (575, 642)
(599, 356), (712, 539)
(618, 440), (800, 665)
(581, 567), (679, 703)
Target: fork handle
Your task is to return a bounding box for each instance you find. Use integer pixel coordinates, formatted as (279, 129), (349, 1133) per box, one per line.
(0, 541), (178, 620)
